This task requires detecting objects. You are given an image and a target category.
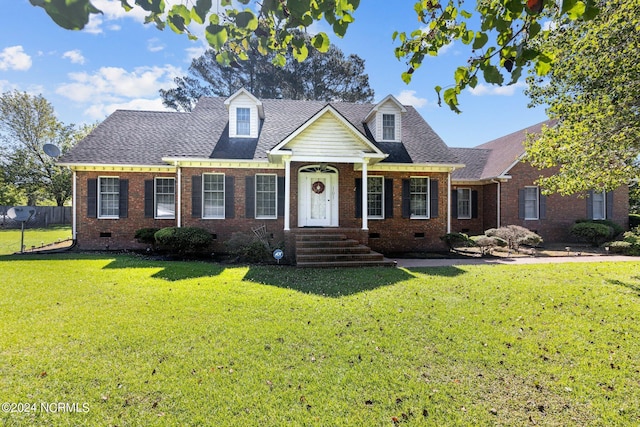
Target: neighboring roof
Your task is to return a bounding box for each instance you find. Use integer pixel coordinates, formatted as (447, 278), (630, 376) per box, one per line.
(60, 95), (459, 166)
(451, 120), (553, 181)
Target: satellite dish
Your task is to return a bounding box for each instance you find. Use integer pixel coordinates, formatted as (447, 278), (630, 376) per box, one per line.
(43, 144), (61, 158)
(7, 206), (36, 222)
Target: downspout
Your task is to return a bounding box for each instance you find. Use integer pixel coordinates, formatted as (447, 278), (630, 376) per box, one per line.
(176, 162), (182, 227)
(490, 179), (501, 228)
(72, 170), (77, 240)
(284, 158), (291, 231)
(447, 172), (451, 233)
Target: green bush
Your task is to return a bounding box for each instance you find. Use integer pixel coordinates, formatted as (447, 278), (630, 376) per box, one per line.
(134, 227), (160, 245)
(485, 225), (542, 250)
(629, 214), (640, 229)
(470, 235), (504, 256)
(440, 232), (475, 250)
(225, 232), (272, 263)
(606, 241), (633, 254)
(570, 222), (612, 246)
(576, 219), (623, 238)
(154, 227), (213, 255)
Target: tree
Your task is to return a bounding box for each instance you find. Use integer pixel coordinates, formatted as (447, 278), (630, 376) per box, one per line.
(524, 0), (640, 195)
(0, 91), (93, 206)
(160, 38), (374, 111)
(30, 0), (600, 112)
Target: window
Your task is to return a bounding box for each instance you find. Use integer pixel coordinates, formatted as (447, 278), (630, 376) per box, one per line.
(382, 114), (395, 140)
(367, 177), (384, 219)
(524, 186), (539, 220)
(410, 177), (429, 218)
(203, 174), (225, 218)
(98, 177), (119, 218)
(155, 178), (175, 219)
(237, 107), (250, 136)
(592, 191), (606, 219)
(457, 188), (471, 219)
(256, 174), (277, 219)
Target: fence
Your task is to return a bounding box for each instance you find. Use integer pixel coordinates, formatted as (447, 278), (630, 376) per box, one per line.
(0, 206), (72, 229)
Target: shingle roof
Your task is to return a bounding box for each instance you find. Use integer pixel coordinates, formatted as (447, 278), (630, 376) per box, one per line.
(61, 96), (459, 166)
(451, 120), (554, 181)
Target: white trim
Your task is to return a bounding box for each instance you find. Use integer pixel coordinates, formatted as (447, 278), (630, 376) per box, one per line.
(297, 165), (339, 227)
(72, 171), (77, 240)
(366, 175), (385, 220)
(59, 163), (175, 172)
(496, 181), (501, 228)
(154, 177), (176, 220)
(361, 161), (368, 230)
(447, 172), (451, 233)
(177, 165), (182, 227)
(284, 158), (291, 231)
(409, 176), (430, 220)
(364, 94), (407, 122)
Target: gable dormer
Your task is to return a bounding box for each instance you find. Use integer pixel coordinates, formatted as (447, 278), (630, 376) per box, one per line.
(224, 88), (264, 138)
(364, 95), (407, 142)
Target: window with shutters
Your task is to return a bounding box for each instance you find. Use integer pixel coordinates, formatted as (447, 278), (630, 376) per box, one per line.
(256, 174), (277, 219)
(592, 191), (606, 220)
(203, 173), (225, 219)
(524, 186), (539, 220)
(368, 176), (384, 219)
(98, 177), (119, 219)
(457, 188), (471, 219)
(155, 178), (175, 219)
(410, 177), (430, 218)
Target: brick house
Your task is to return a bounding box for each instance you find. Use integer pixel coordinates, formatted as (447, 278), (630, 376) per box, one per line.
(450, 121), (629, 241)
(59, 90), (628, 263)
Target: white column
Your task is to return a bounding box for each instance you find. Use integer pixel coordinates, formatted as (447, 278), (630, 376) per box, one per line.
(176, 163), (182, 227)
(361, 159), (368, 231)
(447, 172), (451, 233)
(284, 158), (291, 231)
(72, 170), (77, 240)
(497, 181), (501, 228)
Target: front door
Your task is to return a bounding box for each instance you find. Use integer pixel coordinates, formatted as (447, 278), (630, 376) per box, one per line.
(298, 166), (339, 227)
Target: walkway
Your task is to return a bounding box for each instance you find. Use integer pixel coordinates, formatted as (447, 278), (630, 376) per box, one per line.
(394, 255), (639, 268)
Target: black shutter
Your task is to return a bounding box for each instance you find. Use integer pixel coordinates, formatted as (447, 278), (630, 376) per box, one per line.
(606, 191), (614, 219)
(192, 175), (202, 218)
(430, 179), (439, 218)
(87, 179), (97, 218)
(225, 176), (235, 218)
(384, 178), (394, 218)
(451, 189), (458, 218)
(355, 178), (362, 218)
(539, 194), (547, 220)
(402, 179), (411, 218)
(277, 176), (285, 217)
(518, 189), (525, 219)
(245, 176), (255, 218)
(471, 190), (479, 219)
(586, 190), (594, 219)
(119, 179), (128, 218)
(144, 180), (154, 218)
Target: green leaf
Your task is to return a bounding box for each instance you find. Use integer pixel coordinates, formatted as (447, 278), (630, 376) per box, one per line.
(191, 0), (212, 24)
(235, 10), (258, 31)
(311, 32), (331, 52)
(460, 9), (472, 19)
(565, 0), (586, 19)
(454, 66), (469, 85)
(205, 24), (228, 49)
(534, 54), (553, 75)
(292, 44), (309, 62)
(401, 71), (412, 84)
(272, 53), (286, 67)
(483, 65), (504, 84)
(528, 21), (541, 38)
(473, 32), (489, 49)
(168, 4), (190, 33)
(443, 88), (461, 113)
(461, 30), (474, 45)
(135, 0), (165, 14)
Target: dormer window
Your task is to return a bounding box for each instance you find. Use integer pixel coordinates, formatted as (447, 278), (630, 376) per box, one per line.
(382, 114), (395, 141)
(236, 107), (250, 136)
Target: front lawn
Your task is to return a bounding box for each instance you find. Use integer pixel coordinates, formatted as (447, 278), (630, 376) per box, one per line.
(0, 226), (71, 255)
(1, 254), (639, 426)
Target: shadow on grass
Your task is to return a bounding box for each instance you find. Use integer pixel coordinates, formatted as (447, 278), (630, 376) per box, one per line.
(403, 266), (470, 277)
(608, 279), (640, 296)
(242, 265), (466, 297)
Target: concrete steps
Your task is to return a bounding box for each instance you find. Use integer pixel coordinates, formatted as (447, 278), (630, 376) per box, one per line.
(295, 232), (396, 268)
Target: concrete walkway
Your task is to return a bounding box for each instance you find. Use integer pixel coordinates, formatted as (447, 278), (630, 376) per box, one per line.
(394, 255), (639, 268)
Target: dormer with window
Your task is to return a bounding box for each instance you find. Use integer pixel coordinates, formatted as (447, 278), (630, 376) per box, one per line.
(224, 88), (264, 138)
(364, 95), (407, 142)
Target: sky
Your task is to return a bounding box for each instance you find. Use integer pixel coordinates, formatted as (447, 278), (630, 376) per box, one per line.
(0, 0), (548, 148)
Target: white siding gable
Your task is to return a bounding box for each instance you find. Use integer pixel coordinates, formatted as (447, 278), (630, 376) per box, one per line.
(365, 95), (406, 142)
(287, 111), (376, 158)
(226, 90), (262, 138)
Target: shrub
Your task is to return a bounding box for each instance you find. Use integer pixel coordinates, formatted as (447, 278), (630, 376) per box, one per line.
(154, 227), (213, 255)
(485, 225), (542, 250)
(629, 214), (640, 229)
(225, 232), (273, 263)
(606, 241), (633, 254)
(134, 227), (160, 245)
(570, 222), (612, 246)
(576, 219), (623, 238)
(470, 235), (504, 256)
(440, 232), (475, 250)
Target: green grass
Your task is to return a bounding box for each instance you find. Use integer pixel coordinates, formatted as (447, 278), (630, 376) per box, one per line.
(1, 254), (640, 426)
(0, 226), (72, 255)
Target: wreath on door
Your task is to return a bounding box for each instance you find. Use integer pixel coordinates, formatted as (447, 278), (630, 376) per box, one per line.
(312, 181), (325, 194)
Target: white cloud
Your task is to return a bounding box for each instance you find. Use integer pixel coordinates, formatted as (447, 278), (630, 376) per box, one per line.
(0, 46), (32, 71)
(84, 98), (170, 120)
(395, 90), (429, 108)
(468, 81), (527, 97)
(147, 38), (165, 53)
(62, 50), (86, 64)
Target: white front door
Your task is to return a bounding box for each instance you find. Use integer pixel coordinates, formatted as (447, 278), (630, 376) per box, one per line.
(298, 169), (339, 227)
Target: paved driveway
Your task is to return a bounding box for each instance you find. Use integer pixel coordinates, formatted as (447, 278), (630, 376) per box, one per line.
(394, 255), (639, 268)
